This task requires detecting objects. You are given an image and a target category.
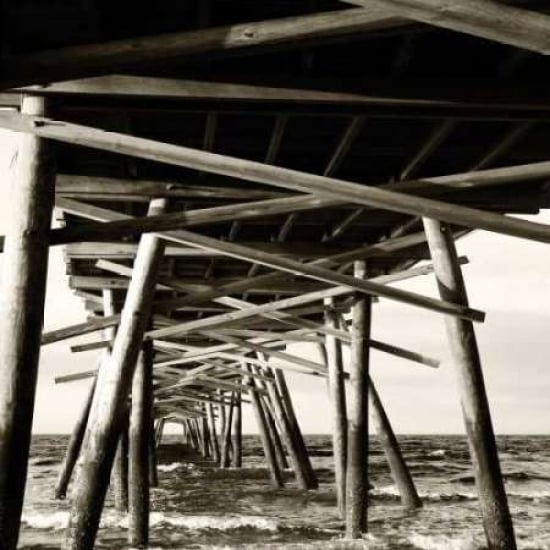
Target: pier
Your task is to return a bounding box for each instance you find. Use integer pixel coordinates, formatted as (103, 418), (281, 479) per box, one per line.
(1, 1), (550, 548)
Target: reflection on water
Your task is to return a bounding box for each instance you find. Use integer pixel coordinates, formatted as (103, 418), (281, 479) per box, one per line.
(17, 435), (550, 549)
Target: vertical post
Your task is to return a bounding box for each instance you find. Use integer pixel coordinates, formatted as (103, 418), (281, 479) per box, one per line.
(369, 378), (421, 509)
(217, 393), (226, 463)
(155, 418), (165, 449)
(129, 341), (153, 548)
(200, 415), (210, 459)
(272, 369), (318, 489)
(324, 299), (348, 516)
(220, 396), (234, 468)
(231, 392), (242, 468)
(113, 413), (129, 512)
(55, 380), (97, 500)
(345, 260), (371, 539)
(246, 367), (284, 488)
(65, 198), (167, 550)
(148, 417), (158, 488)
(207, 404), (220, 464)
(423, 218), (516, 550)
(0, 95), (55, 550)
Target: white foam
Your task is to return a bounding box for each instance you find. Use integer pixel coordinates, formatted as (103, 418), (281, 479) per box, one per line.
(409, 533), (482, 550)
(371, 485), (477, 501)
(429, 450), (446, 458)
(157, 462), (183, 472)
(21, 510), (280, 532)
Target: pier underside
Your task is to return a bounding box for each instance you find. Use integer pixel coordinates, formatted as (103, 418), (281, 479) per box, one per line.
(1, 1), (550, 548)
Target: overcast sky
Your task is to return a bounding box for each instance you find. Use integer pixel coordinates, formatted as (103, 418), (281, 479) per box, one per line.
(1, 127), (549, 435)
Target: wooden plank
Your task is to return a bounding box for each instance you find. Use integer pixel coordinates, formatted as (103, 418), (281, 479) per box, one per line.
(53, 200), (479, 322)
(56, 174), (287, 200)
(0, 8), (408, 89)
(42, 315), (120, 345)
(52, 194), (342, 244)
(348, 0), (550, 54)
(1, 113), (550, 245)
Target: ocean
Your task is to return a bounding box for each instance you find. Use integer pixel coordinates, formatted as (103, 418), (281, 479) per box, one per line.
(17, 434), (550, 549)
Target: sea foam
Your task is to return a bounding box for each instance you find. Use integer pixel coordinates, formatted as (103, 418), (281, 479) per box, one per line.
(21, 510), (280, 532)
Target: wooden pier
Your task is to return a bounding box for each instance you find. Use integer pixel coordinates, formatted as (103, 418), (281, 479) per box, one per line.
(2, 1), (550, 548)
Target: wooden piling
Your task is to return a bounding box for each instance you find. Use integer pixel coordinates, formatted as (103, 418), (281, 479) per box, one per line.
(0, 95), (55, 550)
(113, 413), (129, 512)
(155, 418), (165, 449)
(369, 378), (421, 509)
(128, 342), (153, 548)
(220, 395), (234, 468)
(263, 367), (324, 488)
(55, 380), (96, 500)
(231, 391), (243, 468)
(207, 404), (220, 464)
(64, 198), (167, 550)
(272, 369), (318, 488)
(345, 260), (371, 539)
(246, 367), (284, 488)
(260, 395), (289, 471)
(148, 416), (159, 488)
(324, 298), (348, 515)
(201, 415), (211, 459)
(423, 218), (516, 550)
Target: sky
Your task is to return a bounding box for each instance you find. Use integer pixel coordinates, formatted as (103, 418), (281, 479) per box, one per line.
(1, 127), (550, 435)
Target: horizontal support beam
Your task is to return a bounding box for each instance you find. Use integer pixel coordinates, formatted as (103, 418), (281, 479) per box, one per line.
(52, 198), (482, 321)
(52, 194), (341, 244)
(42, 315), (119, 345)
(0, 8), (408, 89)
(348, 0), (550, 54)
(1, 112), (550, 245)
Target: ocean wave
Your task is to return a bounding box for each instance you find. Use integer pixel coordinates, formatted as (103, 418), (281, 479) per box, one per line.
(370, 485), (477, 502)
(21, 510), (280, 532)
(409, 533), (483, 550)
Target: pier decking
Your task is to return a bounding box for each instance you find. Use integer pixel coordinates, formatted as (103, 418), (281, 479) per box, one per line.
(1, 1), (550, 548)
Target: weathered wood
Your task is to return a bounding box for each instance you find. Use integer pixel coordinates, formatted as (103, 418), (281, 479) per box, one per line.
(260, 393), (289, 472)
(261, 365), (317, 489)
(0, 95), (55, 550)
(369, 378), (421, 509)
(220, 396), (234, 468)
(200, 415), (211, 459)
(207, 404), (220, 464)
(246, 368), (285, 488)
(3, 113), (550, 245)
(0, 8), (407, 89)
(42, 315), (120, 346)
(346, 261), (371, 538)
(70, 340), (111, 353)
(129, 342), (153, 548)
(55, 380), (97, 500)
(148, 417), (158, 488)
(65, 198), (167, 550)
(422, 218), (516, 550)
(52, 194), (342, 244)
(324, 300), (348, 516)
(231, 392), (242, 468)
(272, 369), (318, 489)
(113, 413), (129, 512)
(349, 0), (550, 54)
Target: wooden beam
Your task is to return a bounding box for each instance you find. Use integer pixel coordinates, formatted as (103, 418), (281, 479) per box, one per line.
(2, 113), (550, 245)
(348, 0), (550, 55)
(0, 8), (408, 89)
(52, 194), (342, 244)
(51, 199), (480, 321)
(42, 315), (120, 346)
